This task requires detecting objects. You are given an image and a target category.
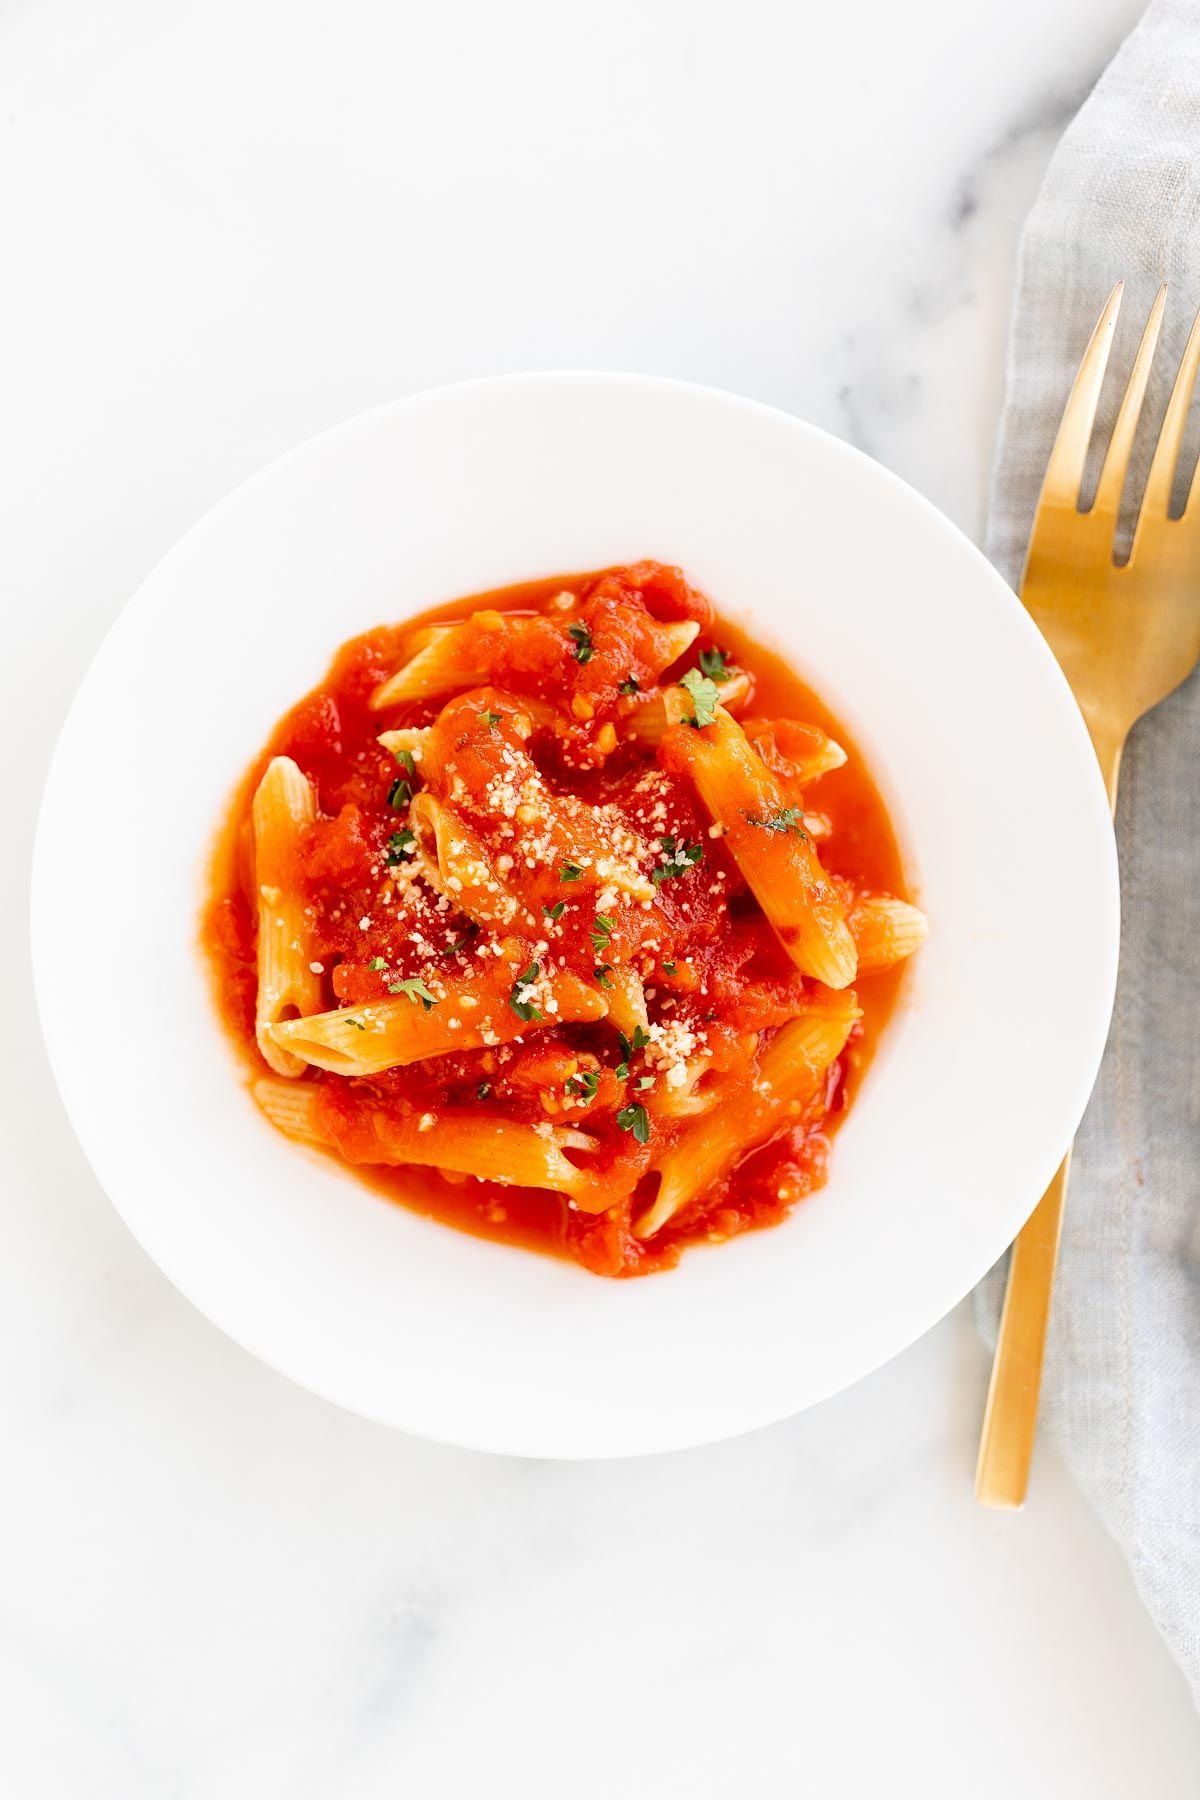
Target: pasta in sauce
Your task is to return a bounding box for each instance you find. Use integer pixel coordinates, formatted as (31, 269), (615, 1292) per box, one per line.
(203, 562), (925, 1276)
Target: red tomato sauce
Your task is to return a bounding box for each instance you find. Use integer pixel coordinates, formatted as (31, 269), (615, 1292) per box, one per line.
(202, 565), (910, 1277)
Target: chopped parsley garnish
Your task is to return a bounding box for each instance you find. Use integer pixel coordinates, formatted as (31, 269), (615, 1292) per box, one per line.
(567, 622), (593, 664)
(559, 862), (583, 883)
(387, 775), (412, 808)
(589, 913), (615, 956)
(699, 645), (735, 683)
(616, 1102), (651, 1144)
(440, 935), (469, 957)
(651, 836), (703, 883)
(593, 964), (614, 989)
(508, 961), (543, 1022)
(636, 1075), (655, 1090)
(754, 805), (809, 841)
(565, 1069), (601, 1101)
(368, 956), (388, 971)
(344, 1016), (367, 1031)
(385, 828), (416, 865)
(679, 667), (721, 729)
(476, 1081), (492, 1100)
(477, 710), (502, 729)
(661, 960), (678, 975)
(615, 1024), (649, 1078)
(393, 747), (417, 778)
(618, 674), (640, 695)
(543, 901), (566, 922)
(386, 977), (439, 1010)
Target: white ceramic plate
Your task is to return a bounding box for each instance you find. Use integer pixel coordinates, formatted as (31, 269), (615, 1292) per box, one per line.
(32, 374), (1119, 1458)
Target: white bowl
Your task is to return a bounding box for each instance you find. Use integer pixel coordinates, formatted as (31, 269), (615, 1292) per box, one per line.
(31, 374), (1119, 1457)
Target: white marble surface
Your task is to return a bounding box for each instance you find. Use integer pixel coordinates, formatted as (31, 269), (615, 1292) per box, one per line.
(4, 0), (1199, 1792)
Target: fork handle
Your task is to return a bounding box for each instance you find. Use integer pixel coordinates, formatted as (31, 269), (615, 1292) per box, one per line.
(975, 731), (1122, 1507)
(975, 1155), (1070, 1506)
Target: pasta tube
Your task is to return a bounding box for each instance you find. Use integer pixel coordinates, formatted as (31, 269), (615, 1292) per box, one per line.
(251, 756), (323, 1077)
(268, 967), (607, 1076)
(634, 988), (860, 1238)
(744, 719), (847, 786)
(623, 669), (752, 746)
(845, 893), (929, 973)
(255, 1080), (599, 1197)
(661, 706), (858, 989)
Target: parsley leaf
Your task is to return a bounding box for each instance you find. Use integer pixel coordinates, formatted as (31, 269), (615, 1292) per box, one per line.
(565, 1069), (601, 1100)
(616, 1102), (651, 1144)
(368, 956), (388, 971)
(385, 828), (416, 865)
(636, 1075), (655, 1090)
(589, 913), (615, 956)
(543, 901), (566, 922)
(478, 710), (502, 729)
(567, 622), (593, 664)
(754, 806), (809, 841)
(679, 667), (721, 729)
(440, 935), (469, 957)
(651, 836), (703, 883)
(661, 960), (678, 975)
(699, 646), (735, 683)
(393, 748), (417, 777)
(508, 961), (543, 1022)
(559, 862), (583, 883)
(613, 1022), (648, 1082)
(344, 1016), (366, 1031)
(387, 776), (412, 808)
(387, 977), (439, 1010)
(617, 674), (640, 695)
(593, 964), (614, 988)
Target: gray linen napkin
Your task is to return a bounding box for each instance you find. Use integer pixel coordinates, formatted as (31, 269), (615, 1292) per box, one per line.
(977, 0), (1200, 1704)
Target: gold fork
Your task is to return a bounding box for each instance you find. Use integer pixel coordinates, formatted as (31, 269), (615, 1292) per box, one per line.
(976, 281), (1200, 1508)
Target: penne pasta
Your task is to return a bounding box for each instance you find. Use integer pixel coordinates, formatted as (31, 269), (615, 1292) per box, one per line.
(744, 719), (847, 786)
(660, 706), (858, 989)
(251, 755), (323, 1077)
(623, 669), (752, 746)
(604, 965), (649, 1038)
(370, 624), (477, 710)
(413, 693), (655, 905)
(370, 612), (570, 712)
(251, 1074), (329, 1143)
(651, 1055), (716, 1118)
(255, 1079), (600, 1198)
(377, 725), (434, 767)
(845, 893), (929, 973)
(639, 616), (701, 672)
(634, 988), (861, 1238)
(411, 792), (528, 928)
(370, 609), (701, 713)
(268, 966), (608, 1076)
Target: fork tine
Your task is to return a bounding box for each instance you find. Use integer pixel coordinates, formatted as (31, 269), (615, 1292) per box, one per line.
(1038, 283), (1124, 512)
(1140, 299), (1200, 522)
(1092, 284), (1167, 517)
